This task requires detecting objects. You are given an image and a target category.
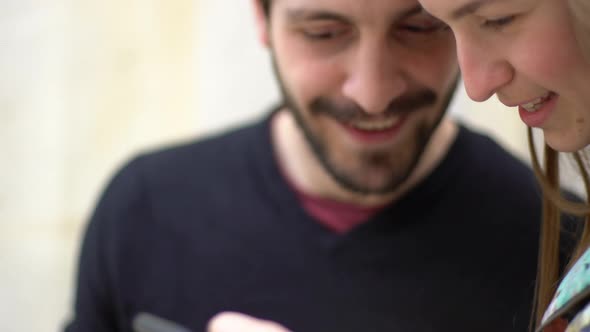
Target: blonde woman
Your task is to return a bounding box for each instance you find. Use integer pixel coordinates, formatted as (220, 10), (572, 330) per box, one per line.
(417, 0), (590, 331)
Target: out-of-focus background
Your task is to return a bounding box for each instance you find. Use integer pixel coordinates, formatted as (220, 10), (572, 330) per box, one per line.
(0, 1), (542, 331)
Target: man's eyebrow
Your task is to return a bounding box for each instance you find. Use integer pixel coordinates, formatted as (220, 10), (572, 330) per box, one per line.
(284, 5), (426, 24)
(451, 0), (496, 20)
(285, 8), (350, 23)
(398, 5), (425, 21)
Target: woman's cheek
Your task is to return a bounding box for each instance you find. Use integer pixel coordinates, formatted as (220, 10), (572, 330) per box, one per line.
(514, 24), (579, 82)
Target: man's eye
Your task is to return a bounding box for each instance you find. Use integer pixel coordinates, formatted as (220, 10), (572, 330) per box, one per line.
(482, 15), (516, 29)
(302, 30), (341, 40)
(299, 26), (350, 41)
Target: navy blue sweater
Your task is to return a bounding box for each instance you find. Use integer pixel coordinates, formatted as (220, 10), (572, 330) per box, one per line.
(66, 113), (545, 332)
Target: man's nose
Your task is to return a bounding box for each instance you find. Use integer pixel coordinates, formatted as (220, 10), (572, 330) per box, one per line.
(342, 41), (408, 115)
(456, 36), (514, 102)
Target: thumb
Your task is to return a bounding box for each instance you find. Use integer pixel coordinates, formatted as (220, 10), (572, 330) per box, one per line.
(207, 312), (292, 332)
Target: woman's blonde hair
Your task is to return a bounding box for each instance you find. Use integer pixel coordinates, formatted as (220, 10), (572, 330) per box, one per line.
(532, 1), (590, 327)
(529, 128), (590, 328)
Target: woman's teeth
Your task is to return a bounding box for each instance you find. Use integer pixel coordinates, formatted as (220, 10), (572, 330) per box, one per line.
(351, 117), (400, 131)
(521, 92), (552, 112)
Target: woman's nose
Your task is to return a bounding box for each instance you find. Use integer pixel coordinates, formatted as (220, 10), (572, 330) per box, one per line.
(456, 36), (514, 102)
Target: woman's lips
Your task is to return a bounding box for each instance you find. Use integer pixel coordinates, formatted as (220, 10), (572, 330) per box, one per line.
(517, 92), (558, 128)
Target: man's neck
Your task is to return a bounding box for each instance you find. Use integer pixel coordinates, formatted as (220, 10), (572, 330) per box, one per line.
(271, 109), (458, 207)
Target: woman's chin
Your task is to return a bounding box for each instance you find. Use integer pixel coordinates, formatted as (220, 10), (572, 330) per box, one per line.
(544, 129), (590, 153)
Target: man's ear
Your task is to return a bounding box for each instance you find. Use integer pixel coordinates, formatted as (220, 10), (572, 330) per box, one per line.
(251, 0), (270, 47)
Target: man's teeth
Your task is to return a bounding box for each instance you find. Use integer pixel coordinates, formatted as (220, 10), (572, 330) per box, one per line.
(521, 92), (551, 112)
(351, 117), (400, 131)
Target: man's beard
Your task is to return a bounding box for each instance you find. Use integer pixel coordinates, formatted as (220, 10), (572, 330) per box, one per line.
(272, 57), (458, 196)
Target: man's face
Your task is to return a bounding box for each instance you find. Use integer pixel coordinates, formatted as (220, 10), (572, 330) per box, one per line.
(262, 0), (459, 195)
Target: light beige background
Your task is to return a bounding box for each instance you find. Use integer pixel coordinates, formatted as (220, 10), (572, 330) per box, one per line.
(1, 1), (536, 331)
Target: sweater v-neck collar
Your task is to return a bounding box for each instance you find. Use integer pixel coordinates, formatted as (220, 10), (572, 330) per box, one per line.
(251, 109), (466, 243)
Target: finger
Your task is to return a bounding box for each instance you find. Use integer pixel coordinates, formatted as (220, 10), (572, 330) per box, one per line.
(206, 312), (292, 332)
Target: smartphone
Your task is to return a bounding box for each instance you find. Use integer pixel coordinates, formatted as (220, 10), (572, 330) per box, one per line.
(132, 312), (194, 332)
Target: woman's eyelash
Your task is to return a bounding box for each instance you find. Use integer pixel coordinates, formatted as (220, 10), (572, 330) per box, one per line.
(401, 23), (450, 33)
(482, 16), (516, 29)
(402, 26), (437, 33)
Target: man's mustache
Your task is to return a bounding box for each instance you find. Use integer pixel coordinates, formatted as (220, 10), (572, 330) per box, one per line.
(309, 90), (437, 122)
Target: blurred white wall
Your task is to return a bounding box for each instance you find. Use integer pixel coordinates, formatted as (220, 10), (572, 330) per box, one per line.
(0, 1), (532, 332)
(64, 0), (199, 226)
(195, 0), (280, 135)
(0, 2), (68, 228)
(1, 0), (199, 229)
(1, 1), (198, 331)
